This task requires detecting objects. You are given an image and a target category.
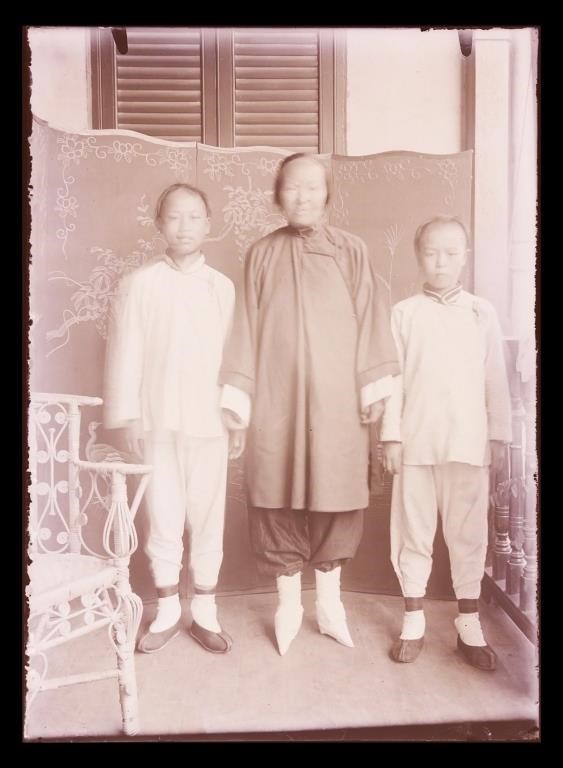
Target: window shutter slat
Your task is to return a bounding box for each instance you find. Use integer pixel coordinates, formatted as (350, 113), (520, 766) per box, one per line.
(118, 101), (202, 112)
(234, 29), (320, 151)
(118, 113), (202, 124)
(120, 56), (200, 67)
(117, 79), (200, 90)
(235, 31), (318, 45)
(117, 91), (202, 103)
(118, 68), (201, 79)
(236, 113), (317, 125)
(236, 91), (319, 102)
(235, 56), (318, 67)
(236, 136), (317, 148)
(236, 68), (318, 79)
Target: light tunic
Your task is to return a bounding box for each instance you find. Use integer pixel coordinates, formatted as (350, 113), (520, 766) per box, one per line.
(104, 254), (235, 438)
(380, 287), (512, 466)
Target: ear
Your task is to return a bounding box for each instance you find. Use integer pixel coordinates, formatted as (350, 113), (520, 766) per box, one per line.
(205, 217), (211, 236)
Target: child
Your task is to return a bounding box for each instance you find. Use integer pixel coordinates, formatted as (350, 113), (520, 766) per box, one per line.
(104, 183), (236, 654)
(220, 153), (400, 655)
(380, 215), (512, 670)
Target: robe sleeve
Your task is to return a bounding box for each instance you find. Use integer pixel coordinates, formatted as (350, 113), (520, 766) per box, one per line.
(360, 375), (394, 409)
(220, 385), (252, 427)
(353, 243), (401, 391)
(218, 246), (260, 397)
(103, 273), (144, 429)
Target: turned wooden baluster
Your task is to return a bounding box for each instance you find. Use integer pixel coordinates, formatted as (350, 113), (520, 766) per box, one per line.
(506, 349), (526, 595)
(520, 373), (538, 615)
(493, 442), (511, 582)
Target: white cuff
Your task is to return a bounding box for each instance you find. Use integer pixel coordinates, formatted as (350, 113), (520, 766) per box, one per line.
(360, 375), (394, 409)
(221, 384), (251, 428)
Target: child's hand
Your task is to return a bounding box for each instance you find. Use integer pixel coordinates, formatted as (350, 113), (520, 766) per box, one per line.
(382, 442), (402, 475)
(222, 408), (247, 432)
(490, 440), (507, 475)
(125, 419), (144, 460)
(360, 400), (385, 424)
(228, 429), (247, 460)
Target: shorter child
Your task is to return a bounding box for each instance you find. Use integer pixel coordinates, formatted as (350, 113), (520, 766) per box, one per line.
(104, 184), (235, 654)
(380, 216), (512, 670)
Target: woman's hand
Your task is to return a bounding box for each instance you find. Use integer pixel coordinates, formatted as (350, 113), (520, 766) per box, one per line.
(382, 441), (402, 475)
(222, 408), (247, 432)
(228, 429), (247, 460)
(360, 400), (385, 424)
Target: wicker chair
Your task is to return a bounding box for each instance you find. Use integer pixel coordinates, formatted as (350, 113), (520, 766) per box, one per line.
(26, 393), (152, 735)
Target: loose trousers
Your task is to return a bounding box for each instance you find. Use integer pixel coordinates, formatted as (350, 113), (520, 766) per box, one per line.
(143, 432), (228, 589)
(390, 463), (489, 600)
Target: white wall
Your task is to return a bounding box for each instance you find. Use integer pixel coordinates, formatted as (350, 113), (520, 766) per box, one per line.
(28, 27), (91, 131)
(346, 28), (463, 155)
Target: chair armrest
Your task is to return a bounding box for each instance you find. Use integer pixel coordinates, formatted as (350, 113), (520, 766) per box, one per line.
(72, 460), (152, 559)
(74, 459), (152, 476)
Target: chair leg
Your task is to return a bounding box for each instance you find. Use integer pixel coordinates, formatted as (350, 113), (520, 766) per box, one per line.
(112, 589), (143, 736)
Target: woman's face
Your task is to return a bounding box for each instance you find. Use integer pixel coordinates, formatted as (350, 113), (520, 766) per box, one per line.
(278, 158), (328, 228)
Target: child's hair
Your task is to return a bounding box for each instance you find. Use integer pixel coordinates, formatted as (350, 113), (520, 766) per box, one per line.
(273, 153), (332, 207)
(155, 183), (212, 220)
(414, 215), (470, 258)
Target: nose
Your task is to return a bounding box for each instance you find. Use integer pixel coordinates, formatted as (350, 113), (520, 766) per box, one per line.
(436, 251), (448, 267)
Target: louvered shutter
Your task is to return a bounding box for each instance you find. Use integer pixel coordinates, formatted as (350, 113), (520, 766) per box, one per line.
(234, 29), (320, 152)
(116, 28), (202, 142)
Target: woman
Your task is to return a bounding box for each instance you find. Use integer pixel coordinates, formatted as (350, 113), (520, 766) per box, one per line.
(220, 153), (400, 655)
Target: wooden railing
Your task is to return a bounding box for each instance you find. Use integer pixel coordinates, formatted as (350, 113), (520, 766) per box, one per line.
(484, 340), (538, 643)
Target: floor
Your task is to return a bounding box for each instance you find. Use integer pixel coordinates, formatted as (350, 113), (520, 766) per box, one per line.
(24, 591), (539, 741)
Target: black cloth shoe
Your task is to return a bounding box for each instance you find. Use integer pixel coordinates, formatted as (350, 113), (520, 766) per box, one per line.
(190, 621), (233, 653)
(390, 636), (424, 663)
(457, 635), (497, 671)
(137, 621), (181, 653)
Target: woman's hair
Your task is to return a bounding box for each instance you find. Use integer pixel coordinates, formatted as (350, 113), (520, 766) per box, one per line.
(273, 153), (332, 207)
(414, 215), (470, 257)
(155, 183), (212, 220)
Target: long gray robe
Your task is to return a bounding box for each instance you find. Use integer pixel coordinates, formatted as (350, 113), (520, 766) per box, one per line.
(220, 224), (400, 512)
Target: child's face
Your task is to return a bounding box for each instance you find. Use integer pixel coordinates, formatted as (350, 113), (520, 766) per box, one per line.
(157, 189), (210, 256)
(278, 158), (328, 228)
(417, 222), (467, 292)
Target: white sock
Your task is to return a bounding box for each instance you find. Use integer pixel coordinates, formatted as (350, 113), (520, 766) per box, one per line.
(399, 609), (426, 640)
(454, 612), (486, 646)
(150, 594), (181, 633)
(191, 594), (221, 633)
